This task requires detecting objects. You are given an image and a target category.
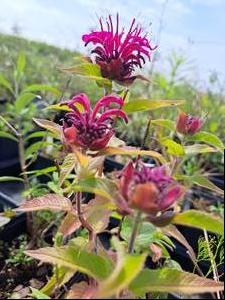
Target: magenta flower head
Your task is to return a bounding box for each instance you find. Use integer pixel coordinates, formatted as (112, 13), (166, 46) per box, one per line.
(117, 161), (184, 215)
(82, 14), (157, 85)
(176, 111), (204, 135)
(62, 93), (128, 151)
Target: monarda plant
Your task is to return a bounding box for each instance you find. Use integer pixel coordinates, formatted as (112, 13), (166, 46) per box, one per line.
(14, 14), (224, 299)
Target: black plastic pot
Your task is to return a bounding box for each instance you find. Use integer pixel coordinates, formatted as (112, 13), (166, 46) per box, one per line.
(0, 155), (54, 242)
(0, 138), (21, 176)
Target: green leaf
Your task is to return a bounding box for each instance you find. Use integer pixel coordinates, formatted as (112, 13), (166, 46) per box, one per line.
(30, 287), (51, 299)
(0, 216), (10, 228)
(129, 268), (224, 295)
(33, 118), (62, 139)
(123, 99), (184, 114)
(0, 74), (14, 94)
(0, 131), (18, 141)
(14, 92), (36, 113)
(171, 210), (224, 236)
(96, 237), (146, 298)
(25, 141), (53, 158)
(185, 144), (217, 154)
(16, 194), (72, 212)
(72, 178), (117, 201)
(25, 244), (114, 281)
(44, 103), (71, 112)
(121, 217), (156, 250)
(24, 166), (57, 177)
(59, 153), (76, 186)
(188, 131), (224, 152)
(97, 253), (147, 298)
(23, 84), (61, 96)
(0, 176), (24, 182)
(97, 146), (167, 164)
(151, 119), (176, 131)
(178, 174), (224, 195)
(121, 217), (174, 253)
(17, 52), (26, 74)
(160, 138), (185, 157)
(61, 63), (112, 87)
(24, 131), (48, 141)
(41, 267), (74, 295)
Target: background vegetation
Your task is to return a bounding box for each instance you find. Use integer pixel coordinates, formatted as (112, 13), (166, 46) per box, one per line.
(0, 33), (224, 173)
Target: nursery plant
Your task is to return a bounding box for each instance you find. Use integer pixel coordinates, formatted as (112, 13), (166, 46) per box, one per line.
(0, 14), (224, 299)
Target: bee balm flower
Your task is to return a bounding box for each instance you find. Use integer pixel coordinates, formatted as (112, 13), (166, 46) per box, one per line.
(118, 162), (184, 214)
(176, 112), (203, 135)
(82, 14), (156, 85)
(63, 93), (128, 151)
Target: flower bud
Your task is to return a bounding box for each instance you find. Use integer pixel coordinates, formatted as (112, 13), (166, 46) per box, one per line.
(176, 111), (203, 135)
(117, 162), (184, 215)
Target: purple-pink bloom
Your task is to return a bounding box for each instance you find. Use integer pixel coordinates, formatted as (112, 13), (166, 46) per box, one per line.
(117, 161), (184, 215)
(82, 14), (156, 85)
(176, 111), (203, 135)
(62, 93), (128, 151)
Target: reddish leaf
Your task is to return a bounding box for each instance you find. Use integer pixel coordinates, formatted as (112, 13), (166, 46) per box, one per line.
(16, 194), (72, 212)
(59, 212), (80, 237)
(66, 282), (97, 299)
(149, 243), (163, 263)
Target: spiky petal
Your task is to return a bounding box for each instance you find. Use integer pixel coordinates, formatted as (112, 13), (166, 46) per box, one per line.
(82, 14), (156, 85)
(62, 93), (128, 151)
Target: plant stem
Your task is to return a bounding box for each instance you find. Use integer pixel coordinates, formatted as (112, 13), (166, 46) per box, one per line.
(76, 191), (94, 242)
(60, 76), (72, 102)
(141, 117), (152, 150)
(135, 116), (152, 168)
(128, 211), (142, 254)
(18, 133), (35, 235)
(0, 115), (19, 137)
(203, 229), (221, 300)
(18, 134), (30, 191)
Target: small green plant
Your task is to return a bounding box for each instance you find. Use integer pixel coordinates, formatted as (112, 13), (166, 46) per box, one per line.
(197, 235), (224, 279)
(6, 235), (33, 266)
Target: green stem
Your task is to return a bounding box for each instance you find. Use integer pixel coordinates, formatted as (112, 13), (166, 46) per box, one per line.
(128, 211), (142, 254)
(203, 229), (221, 300)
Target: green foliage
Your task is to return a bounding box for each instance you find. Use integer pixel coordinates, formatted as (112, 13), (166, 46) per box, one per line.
(121, 217), (174, 256)
(6, 235), (33, 266)
(172, 210), (224, 236)
(197, 235), (224, 277)
(0, 32), (224, 299)
(30, 288), (51, 299)
(25, 241), (114, 281)
(129, 268), (224, 296)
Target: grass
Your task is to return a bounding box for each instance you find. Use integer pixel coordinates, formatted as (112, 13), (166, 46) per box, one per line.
(0, 33), (102, 101)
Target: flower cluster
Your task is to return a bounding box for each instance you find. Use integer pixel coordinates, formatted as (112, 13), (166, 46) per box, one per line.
(176, 111), (203, 135)
(82, 14), (156, 84)
(118, 161), (184, 214)
(63, 93), (128, 151)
